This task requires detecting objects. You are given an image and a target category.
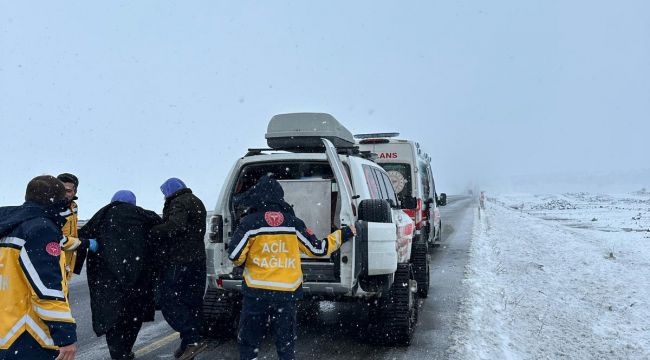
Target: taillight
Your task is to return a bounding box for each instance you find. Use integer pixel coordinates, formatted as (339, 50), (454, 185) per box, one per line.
(216, 278), (223, 288)
(208, 215), (223, 243)
(403, 198), (423, 228)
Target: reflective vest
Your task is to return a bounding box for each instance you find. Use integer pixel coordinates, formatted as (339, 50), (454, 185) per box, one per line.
(60, 201), (79, 280)
(0, 218), (76, 351)
(229, 210), (352, 292)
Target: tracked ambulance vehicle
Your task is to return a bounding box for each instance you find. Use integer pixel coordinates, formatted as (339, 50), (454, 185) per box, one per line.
(203, 113), (422, 344)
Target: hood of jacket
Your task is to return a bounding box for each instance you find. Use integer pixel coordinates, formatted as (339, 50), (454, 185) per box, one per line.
(232, 175), (294, 215)
(111, 190), (137, 205)
(0, 200), (69, 238)
(160, 178), (187, 199)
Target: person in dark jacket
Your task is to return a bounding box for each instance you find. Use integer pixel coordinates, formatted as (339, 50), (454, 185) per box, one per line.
(150, 178), (207, 360)
(0, 175), (77, 360)
(79, 190), (162, 360)
(229, 175), (356, 360)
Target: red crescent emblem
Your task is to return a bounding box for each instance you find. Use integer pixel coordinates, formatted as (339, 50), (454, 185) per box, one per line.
(46, 242), (61, 256)
(264, 211), (285, 227)
(306, 227), (314, 236)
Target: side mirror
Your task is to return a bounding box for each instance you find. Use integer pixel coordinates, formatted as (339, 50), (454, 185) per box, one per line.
(400, 196), (417, 209)
(439, 193), (447, 206)
(387, 199), (398, 208)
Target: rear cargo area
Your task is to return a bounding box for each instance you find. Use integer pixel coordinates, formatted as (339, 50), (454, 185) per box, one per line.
(230, 161), (341, 283)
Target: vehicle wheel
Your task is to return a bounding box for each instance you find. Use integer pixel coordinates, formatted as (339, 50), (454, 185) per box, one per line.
(410, 241), (429, 298)
(358, 199), (392, 223)
(368, 263), (418, 345)
(203, 289), (241, 338)
(436, 222), (443, 242)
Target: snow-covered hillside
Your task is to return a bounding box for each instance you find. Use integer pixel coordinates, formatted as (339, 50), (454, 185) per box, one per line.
(449, 192), (650, 360)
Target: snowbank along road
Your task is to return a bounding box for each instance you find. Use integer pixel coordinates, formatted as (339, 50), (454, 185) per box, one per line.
(449, 192), (650, 360)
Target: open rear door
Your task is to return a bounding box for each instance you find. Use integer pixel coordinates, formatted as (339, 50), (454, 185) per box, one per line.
(322, 138), (356, 288)
(322, 138), (355, 224)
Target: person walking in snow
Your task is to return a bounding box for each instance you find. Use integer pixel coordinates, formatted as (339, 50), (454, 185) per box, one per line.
(150, 178), (208, 360)
(79, 190), (162, 360)
(229, 175), (356, 360)
(0, 175), (77, 360)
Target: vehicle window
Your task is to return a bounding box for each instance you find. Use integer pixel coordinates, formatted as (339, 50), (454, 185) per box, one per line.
(419, 162), (431, 198)
(428, 167), (436, 199)
(372, 168), (388, 200)
(379, 163), (412, 202)
(235, 162), (335, 195)
(363, 165), (381, 199)
(380, 171), (399, 206)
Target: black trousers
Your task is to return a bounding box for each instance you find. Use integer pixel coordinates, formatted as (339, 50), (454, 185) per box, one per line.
(105, 314), (142, 359)
(159, 261), (206, 349)
(0, 332), (58, 360)
(238, 296), (297, 360)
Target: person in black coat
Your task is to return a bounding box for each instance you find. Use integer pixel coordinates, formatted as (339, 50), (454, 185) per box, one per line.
(79, 190), (162, 360)
(150, 178), (207, 360)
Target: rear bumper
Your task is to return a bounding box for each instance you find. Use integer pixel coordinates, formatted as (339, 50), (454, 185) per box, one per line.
(208, 275), (357, 298)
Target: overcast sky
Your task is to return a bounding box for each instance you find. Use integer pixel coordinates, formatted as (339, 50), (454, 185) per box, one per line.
(1, 1), (648, 217)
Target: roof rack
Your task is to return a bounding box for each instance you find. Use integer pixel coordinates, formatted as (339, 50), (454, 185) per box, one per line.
(353, 132), (400, 139)
(245, 145), (367, 158)
(358, 150), (378, 161)
(245, 148), (278, 157)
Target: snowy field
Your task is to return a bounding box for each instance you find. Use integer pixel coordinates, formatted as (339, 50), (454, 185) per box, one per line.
(449, 192), (650, 360)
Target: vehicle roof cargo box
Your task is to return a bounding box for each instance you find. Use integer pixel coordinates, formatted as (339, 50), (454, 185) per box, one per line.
(266, 113), (355, 150)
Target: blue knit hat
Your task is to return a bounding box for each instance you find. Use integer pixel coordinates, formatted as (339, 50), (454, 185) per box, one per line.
(160, 178), (187, 199)
(111, 190), (136, 205)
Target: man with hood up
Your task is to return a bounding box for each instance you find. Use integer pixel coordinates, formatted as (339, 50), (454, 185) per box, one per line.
(0, 175), (77, 360)
(229, 175), (356, 360)
(79, 190), (161, 360)
(150, 178), (208, 360)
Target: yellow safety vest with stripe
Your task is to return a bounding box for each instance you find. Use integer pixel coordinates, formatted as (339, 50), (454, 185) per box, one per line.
(59, 201), (79, 280)
(228, 210), (354, 293)
(0, 217), (76, 350)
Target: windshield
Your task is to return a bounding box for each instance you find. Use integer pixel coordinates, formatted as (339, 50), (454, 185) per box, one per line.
(378, 163), (412, 202)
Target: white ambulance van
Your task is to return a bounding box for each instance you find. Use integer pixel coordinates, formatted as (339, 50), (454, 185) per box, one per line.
(356, 133), (446, 251)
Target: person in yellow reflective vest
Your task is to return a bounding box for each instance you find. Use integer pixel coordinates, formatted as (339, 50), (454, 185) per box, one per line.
(56, 173), (97, 281)
(229, 175), (356, 360)
(0, 175), (77, 360)
(57, 173), (81, 280)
